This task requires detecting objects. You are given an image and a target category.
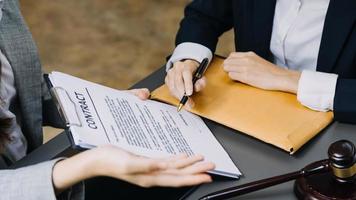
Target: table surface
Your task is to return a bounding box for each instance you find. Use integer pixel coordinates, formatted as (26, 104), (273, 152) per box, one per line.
(14, 66), (356, 200)
(132, 66), (356, 200)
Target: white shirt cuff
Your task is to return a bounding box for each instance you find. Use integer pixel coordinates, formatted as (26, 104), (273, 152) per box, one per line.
(297, 70), (338, 112)
(166, 42), (213, 71)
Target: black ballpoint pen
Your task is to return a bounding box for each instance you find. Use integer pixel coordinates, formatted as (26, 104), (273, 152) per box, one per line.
(177, 58), (209, 112)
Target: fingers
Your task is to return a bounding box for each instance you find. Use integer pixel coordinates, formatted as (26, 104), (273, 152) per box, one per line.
(166, 69), (181, 99)
(194, 76), (207, 92)
(223, 51), (257, 73)
(165, 60), (200, 101)
(223, 58), (249, 72)
(228, 72), (247, 83)
(122, 173), (212, 188)
(160, 174), (212, 187)
(109, 153), (215, 188)
(124, 153), (208, 174)
(174, 68), (186, 96)
(228, 51), (255, 58)
(181, 161), (215, 174)
(125, 156), (168, 174)
(162, 154), (211, 173)
(182, 70), (193, 96)
(167, 154), (204, 169)
(163, 161), (215, 175)
(161, 153), (188, 162)
(148, 174), (213, 188)
(127, 88), (150, 100)
(165, 72), (178, 97)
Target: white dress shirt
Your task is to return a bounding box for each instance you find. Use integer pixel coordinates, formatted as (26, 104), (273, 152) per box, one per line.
(167, 0), (338, 112)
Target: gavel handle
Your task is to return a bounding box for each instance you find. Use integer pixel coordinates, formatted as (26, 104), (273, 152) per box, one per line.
(200, 160), (330, 200)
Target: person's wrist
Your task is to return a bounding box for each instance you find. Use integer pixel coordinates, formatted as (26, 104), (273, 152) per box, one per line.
(86, 146), (128, 178)
(52, 151), (99, 193)
(278, 69), (301, 94)
(83, 148), (111, 177)
(70, 150), (101, 179)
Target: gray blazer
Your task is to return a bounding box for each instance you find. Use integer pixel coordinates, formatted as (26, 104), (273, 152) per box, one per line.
(0, 0), (62, 152)
(0, 0), (83, 199)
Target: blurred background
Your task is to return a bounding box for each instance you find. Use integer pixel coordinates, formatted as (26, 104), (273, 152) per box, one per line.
(20, 0), (234, 142)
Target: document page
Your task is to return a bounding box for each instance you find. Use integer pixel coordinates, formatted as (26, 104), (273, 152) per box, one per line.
(48, 72), (241, 178)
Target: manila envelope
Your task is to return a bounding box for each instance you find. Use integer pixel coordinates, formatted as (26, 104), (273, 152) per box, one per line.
(151, 56), (334, 154)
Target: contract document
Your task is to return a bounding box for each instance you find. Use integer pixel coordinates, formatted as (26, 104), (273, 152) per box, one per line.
(46, 72), (241, 179)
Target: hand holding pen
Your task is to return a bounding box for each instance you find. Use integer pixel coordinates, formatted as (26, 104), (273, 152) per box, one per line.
(165, 58), (210, 111)
(178, 58), (209, 111)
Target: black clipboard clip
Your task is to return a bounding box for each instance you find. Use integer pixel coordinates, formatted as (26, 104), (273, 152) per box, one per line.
(44, 74), (82, 128)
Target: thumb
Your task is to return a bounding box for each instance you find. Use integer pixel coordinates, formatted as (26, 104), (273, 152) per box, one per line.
(194, 77), (207, 92)
(127, 88), (150, 100)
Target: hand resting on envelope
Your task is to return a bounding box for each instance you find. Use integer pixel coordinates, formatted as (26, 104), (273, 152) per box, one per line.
(223, 52), (301, 94)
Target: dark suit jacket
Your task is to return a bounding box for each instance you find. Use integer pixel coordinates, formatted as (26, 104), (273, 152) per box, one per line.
(0, 0), (63, 152)
(175, 0), (356, 123)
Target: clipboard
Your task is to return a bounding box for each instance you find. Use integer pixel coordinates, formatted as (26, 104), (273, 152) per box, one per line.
(44, 74), (94, 151)
(43, 72), (242, 178)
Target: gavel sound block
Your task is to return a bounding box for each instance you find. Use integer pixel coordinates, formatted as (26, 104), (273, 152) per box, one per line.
(200, 140), (356, 200)
(294, 140), (356, 199)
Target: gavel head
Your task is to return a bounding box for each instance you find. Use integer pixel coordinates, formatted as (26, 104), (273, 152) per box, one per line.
(328, 140), (356, 183)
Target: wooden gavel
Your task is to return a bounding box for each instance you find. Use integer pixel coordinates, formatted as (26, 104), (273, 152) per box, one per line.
(200, 140), (356, 200)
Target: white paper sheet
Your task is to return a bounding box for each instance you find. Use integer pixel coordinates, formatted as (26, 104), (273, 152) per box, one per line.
(48, 71), (241, 178)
